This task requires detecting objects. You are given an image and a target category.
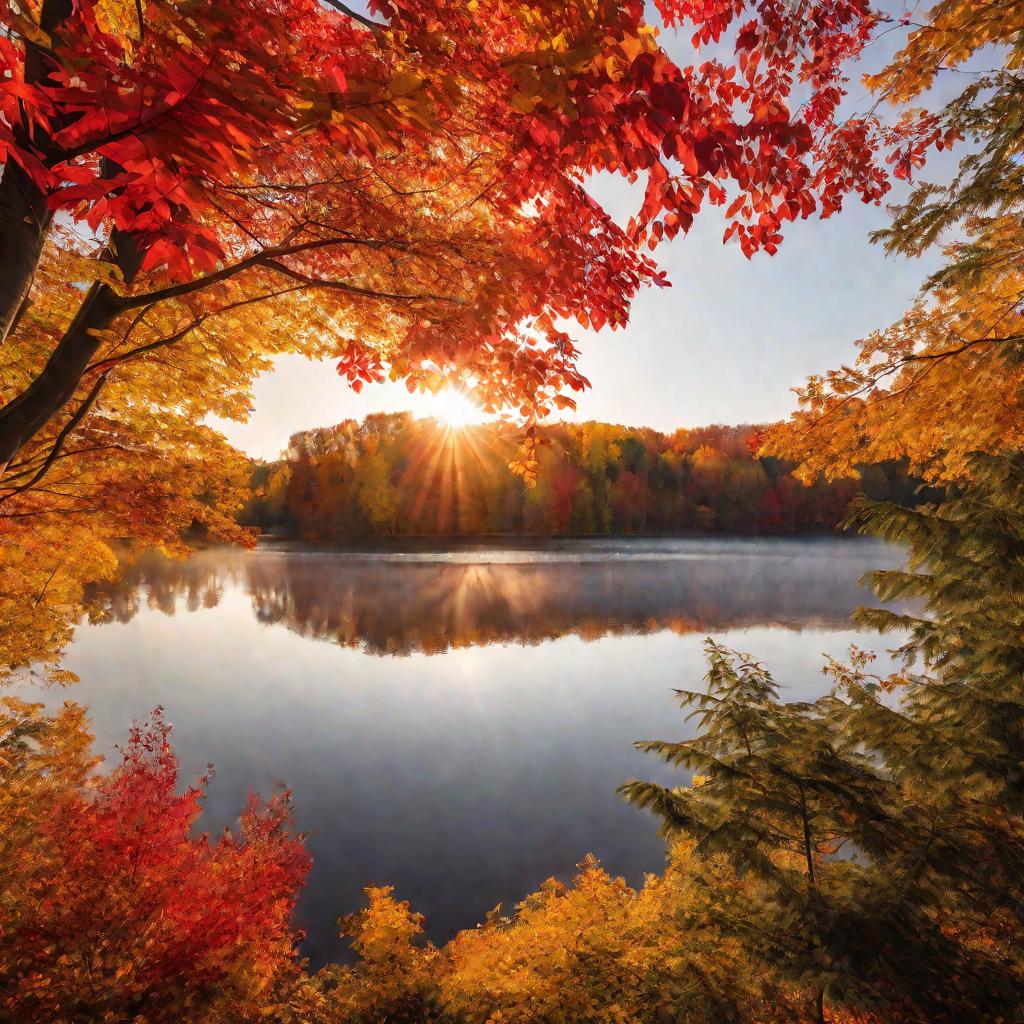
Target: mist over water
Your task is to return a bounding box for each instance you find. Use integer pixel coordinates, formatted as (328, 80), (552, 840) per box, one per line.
(87, 536), (902, 654)
(30, 537), (905, 965)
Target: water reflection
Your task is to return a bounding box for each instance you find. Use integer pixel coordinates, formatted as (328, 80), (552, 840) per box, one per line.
(89, 537), (901, 653)
(40, 539), (903, 967)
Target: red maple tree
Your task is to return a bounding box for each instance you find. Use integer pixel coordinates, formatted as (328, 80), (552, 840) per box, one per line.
(1, 704), (310, 1023)
(0, 0), (944, 476)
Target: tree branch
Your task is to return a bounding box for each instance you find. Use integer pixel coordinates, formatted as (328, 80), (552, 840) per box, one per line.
(796, 332), (1022, 436)
(86, 287), (308, 371)
(117, 235), (408, 310)
(0, 371), (110, 505)
(320, 0), (386, 32)
(261, 259), (464, 303)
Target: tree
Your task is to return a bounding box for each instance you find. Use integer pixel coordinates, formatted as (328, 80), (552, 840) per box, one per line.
(0, 0), (943, 480)
(355, 420), (403, 533)
(764, 209), (1024, 484)
(607, 466), (651, 533)
(848, 454), (1024, 819)
(0, 414), (252, 683)
(624, 8), (1024, 1011)
(270, 847), (766, 1024)
(0, 700), (310, 1023)
(762, 0), (1022, 485)
(623, 626), (1024, 1021)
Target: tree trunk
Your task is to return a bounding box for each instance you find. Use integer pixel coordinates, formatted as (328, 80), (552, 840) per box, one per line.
(0, 163), (54, 345)
(0, 0), (74, 344)
(0, 186), (141, 475)
(0, 283), (122, 472)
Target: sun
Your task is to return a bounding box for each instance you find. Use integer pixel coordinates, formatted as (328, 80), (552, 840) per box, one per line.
(429, 387), (485, 430)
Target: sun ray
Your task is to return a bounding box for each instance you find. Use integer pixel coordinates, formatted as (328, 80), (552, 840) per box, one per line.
(421, 387), (486, 431)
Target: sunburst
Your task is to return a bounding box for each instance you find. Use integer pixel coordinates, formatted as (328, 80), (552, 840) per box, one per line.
(429, 387), (485, 430)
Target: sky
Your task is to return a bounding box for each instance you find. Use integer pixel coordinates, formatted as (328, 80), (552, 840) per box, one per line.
(213, 3), (955, 461)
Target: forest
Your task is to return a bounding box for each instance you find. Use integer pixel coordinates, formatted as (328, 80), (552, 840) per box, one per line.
(1, 0), (1022, 1022)
(242, 418), (930, 538)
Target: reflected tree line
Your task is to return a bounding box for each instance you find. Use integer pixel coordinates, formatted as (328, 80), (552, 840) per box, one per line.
(87, 543), (900, 656)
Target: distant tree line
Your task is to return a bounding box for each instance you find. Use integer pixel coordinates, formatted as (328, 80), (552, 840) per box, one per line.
(241, 414), (934, 539)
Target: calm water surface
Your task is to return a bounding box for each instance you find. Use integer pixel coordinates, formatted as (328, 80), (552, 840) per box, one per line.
(30, 537), (904, 965)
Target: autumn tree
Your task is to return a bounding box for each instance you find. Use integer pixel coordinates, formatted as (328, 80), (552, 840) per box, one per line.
(0, 0), (947, 480)
(268, 846), (770, 1024)
(355, 416), (404, 533)
(763, 0), (1023, 484)
(623, 629), (1024, 1022)
(0, 700), (310, 1023)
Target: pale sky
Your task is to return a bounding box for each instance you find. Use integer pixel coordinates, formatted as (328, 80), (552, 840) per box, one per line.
(214, 5), (957, 461)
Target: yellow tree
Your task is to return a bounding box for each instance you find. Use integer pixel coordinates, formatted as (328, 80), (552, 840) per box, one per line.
(764, 0), (1024, 482)
(270, 846), (767, 1024)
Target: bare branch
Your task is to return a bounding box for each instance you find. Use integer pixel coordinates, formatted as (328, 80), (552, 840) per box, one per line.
(320, 0), (386, 33)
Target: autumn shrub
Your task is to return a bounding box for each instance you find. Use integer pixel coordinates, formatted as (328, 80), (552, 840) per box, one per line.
(269, 842), (777, 1024)
(0, 700), (310, 1024)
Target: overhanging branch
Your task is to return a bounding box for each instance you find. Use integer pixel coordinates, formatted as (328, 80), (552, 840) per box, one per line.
(0, 371), (110, 505)
(261, 259), (464, 303)
(118, 235), (411, 310)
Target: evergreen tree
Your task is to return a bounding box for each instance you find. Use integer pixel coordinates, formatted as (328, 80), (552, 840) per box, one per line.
(624, 453), (1024, 1022)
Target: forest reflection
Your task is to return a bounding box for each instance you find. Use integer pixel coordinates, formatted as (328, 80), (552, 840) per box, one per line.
(88, 539), (900, 655)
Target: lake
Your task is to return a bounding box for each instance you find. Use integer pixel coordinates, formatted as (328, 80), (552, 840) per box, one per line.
(27, 537), (905, 966)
